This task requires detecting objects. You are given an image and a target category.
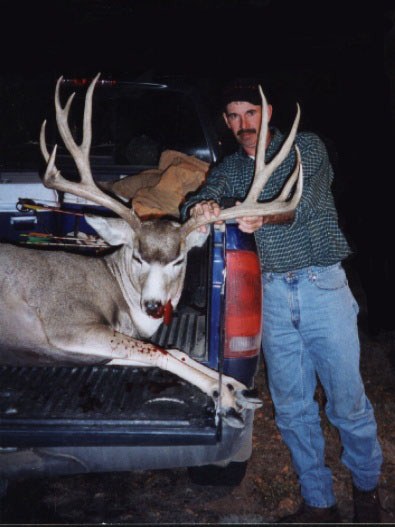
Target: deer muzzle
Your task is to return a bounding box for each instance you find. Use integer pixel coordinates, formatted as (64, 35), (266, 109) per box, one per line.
(143, 300), (173, 325)
(144, 300), (165, 319)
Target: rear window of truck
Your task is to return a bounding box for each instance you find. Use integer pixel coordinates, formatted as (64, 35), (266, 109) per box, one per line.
(0, 79), (211, 170)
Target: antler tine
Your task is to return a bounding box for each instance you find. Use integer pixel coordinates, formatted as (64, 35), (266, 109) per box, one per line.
(278, 145), (302, 203)
(265, 103), (301, 179)
(246, 87), (301, 204)
(244, 85), (270, 203)
(39, 120), (50, 162)
(181, 92), (303, 237)
(40, 73), (141, 229)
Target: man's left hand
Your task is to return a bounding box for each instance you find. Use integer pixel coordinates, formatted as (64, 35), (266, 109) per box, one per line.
(235, 201), (264, 233)
(234, 202), (295, 232)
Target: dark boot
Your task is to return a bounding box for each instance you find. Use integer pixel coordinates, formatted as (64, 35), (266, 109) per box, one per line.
(353, 484), (381, 523)
(277, 501), (341, 523)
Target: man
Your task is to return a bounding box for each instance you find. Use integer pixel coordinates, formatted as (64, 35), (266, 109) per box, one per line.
(180, 80), (383, 523)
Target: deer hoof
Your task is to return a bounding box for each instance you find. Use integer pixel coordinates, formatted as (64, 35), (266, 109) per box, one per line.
(235, 388), (263, 409)
(221, 407), (245, 428)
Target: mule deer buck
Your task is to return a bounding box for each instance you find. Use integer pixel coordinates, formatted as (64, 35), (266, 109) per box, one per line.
(0, 74), (302, 427)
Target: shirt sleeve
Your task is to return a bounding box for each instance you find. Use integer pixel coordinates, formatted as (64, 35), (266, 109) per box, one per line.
(180, 159), (232, 221)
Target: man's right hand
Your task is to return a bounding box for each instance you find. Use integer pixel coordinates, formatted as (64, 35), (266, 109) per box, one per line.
(189, 200), (223, 233)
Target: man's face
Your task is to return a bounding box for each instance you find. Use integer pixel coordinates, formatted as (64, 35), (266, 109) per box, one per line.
(223, 101), (272, 155)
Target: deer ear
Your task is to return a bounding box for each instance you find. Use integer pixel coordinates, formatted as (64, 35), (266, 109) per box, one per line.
(184, 228), (210, 252)
(85, 215), (136, 246)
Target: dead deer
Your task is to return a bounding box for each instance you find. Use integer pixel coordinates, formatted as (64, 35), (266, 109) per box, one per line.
(0, 74), (302, 428)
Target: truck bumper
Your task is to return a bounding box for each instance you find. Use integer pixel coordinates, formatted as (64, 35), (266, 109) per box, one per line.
(0, 410), (254, 481)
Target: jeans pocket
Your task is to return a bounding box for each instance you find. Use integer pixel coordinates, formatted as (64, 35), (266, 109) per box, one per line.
(313, 266), (348, 290)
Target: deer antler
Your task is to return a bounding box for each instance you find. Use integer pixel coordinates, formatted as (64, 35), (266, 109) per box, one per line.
(40, 73), (141, 230)
(180, 86), (303, 236)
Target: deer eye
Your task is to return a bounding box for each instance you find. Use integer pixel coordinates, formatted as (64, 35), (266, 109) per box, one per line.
(133, 254), (143, 264)
(173, 258), (184, 267)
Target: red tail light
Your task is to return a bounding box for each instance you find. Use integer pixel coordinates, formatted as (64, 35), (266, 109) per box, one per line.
(224, 250), (262, 358)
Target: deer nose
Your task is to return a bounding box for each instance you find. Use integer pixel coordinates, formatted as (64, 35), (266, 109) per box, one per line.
(144, 300), (165, 319)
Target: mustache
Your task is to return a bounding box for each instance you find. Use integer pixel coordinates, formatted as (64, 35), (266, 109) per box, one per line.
(237, 128), (257, 136)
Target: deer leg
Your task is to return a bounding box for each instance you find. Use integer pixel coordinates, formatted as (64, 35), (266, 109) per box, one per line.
(54, 327), (261, 428)
(110, 351), (261, 427)
(162, 348), (262, 410)
(108, 349), (258, 428)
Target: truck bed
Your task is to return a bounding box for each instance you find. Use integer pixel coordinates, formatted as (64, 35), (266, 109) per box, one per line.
(0, 365), (216, 448)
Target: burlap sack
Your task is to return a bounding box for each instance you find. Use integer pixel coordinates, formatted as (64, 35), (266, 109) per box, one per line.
(104, 150), (209, 218)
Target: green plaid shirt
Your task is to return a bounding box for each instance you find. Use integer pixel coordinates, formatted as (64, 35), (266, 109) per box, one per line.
(181, 128), (351, 272)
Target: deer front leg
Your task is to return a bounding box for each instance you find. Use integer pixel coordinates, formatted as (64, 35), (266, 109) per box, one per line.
(108, 343), (262, 428)
(163, 348), (262, 411)
(54, 327), (261, 428)
(111, 348), (262, 427)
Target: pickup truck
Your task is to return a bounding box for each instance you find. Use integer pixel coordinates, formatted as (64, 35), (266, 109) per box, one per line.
(0, 77), (262, 494)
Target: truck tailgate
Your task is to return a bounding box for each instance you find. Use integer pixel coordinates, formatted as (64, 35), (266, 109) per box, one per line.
(0, 365), (217, 448)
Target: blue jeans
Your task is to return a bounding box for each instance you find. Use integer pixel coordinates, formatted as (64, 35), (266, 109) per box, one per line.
(262, 262), (383, 508)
